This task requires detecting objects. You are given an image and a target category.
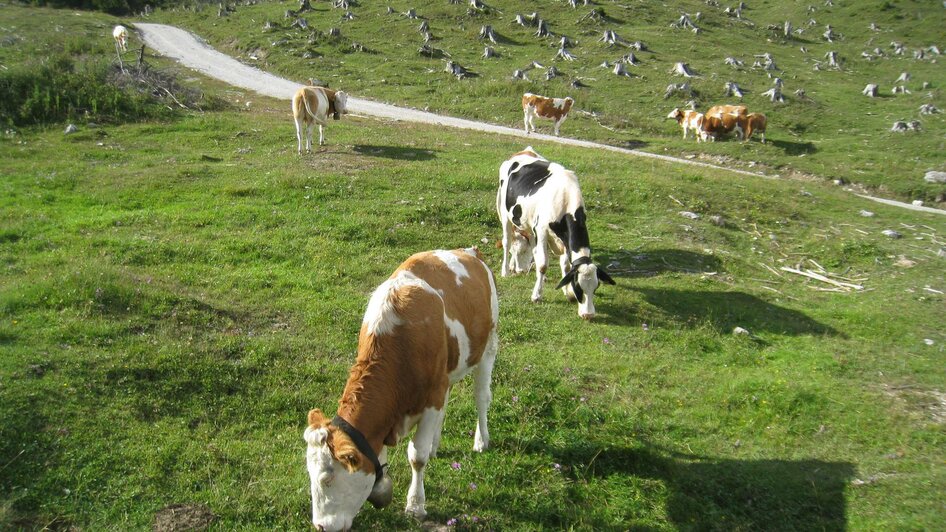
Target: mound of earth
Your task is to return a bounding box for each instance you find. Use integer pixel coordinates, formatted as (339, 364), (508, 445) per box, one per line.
(152, 503), (216, 532)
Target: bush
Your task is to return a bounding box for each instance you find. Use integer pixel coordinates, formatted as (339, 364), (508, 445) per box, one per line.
(0, 54), (170, 127)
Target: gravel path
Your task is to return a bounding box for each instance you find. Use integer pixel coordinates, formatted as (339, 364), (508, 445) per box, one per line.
(136, 23), (943, 216)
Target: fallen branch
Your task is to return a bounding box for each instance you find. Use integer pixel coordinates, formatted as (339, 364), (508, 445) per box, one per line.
(780, 267), (864, 290)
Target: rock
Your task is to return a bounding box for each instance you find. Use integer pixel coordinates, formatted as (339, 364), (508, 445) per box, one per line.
(923, 171), (946, 183)
(679, 211), (700, 220)
(882, 229), (902, 239)
(64, 124), (78, 134)
(912, 200), (924, 207)
(709, 215), (726, 227)
(859, 210), (875, 217)
(733, 327), (749, 336)
(924, 339), (935, 346)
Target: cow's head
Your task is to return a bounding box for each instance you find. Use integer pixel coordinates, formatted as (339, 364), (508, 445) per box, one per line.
(333, 91), (349, 120)
(304, 409), (392, 531)
(556, 257), (616, 320)
(666, 107), (683, 121)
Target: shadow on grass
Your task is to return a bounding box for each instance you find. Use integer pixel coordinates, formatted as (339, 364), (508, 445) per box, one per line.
(352, 144), (438, 161)
(595, 287), (842, 337)
(602, 248), (723, 278)
(770, 139), (817, 155)
(526, 440), (854, 531)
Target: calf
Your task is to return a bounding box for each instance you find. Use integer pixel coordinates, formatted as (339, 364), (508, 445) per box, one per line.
(744, 112), (767, 143)
(113, 25), (129, 53)
(304, 248), (499, 531)
(522, 92), (574, 136)
(667, 107), (704, 139)
(497, 147), (615, 319)
(292, 85), (349, 153)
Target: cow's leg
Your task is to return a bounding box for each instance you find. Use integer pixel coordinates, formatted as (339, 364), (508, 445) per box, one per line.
(554, 114), (567, 136)
(500, 221), (512, 277)
(473, 331), (498, 452)
(429, 389), (450, 459)
(294, 118), (305, 154)
(305, 123), (315, 153)
(523, 110), (530, 134)
(760, 131), (766, 144)
(405, 407), (442, 519)
(318, 124), (325, 146)
(531, 230), (549, 302)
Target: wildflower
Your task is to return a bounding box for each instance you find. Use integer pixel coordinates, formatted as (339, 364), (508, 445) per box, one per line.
(512, 395), (519, 403)
(642, 323), (649, 331)
(580, 396), (587, 402)
(469, 482), (477, 490)
(553, 463), (561, 471)
(447, 518), (458, 526)
(451, 461), (461, 470)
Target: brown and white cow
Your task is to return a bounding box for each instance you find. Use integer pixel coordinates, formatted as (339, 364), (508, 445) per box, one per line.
(497, 147), (616, 319)
(113, 25), (129, 53)
(292, 85), (349, 153)
(705, 104), (748, 119)
(522, 92), (574, 136)
(667, 107), (704, 140)
(304, 248), (499, 531)
(744, 112), (767, 143)
(698, 112), (748, 142)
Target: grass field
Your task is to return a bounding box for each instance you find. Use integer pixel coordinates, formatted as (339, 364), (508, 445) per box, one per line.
(148, 0), (946, 203)
(1, 4), (946, 531)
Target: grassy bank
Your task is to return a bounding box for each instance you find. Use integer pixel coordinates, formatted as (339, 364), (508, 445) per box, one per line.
(151, 0), (946, 202)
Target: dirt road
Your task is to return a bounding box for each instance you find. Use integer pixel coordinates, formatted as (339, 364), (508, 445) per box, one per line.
(135, 23), (943, 216)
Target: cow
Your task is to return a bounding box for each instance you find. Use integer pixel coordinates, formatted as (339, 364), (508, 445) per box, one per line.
(744, 112), (767, 143)
(304, 248), (499, 531)
(497, 147), (616, 320)
(705, 104), (748, 119)
(292, 85), (349, 153)
(698, 112), (748, 142)
(522, 92), (574, 136)
(667, 107), (704, 139)
(113, 25), (129, 53)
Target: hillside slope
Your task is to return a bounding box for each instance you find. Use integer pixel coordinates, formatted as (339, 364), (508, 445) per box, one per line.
(152, 0), (946, 201)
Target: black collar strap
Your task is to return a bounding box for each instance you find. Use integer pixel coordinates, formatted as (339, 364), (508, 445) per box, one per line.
(571, 255), (593, 269)
(332, 415), (384, 483)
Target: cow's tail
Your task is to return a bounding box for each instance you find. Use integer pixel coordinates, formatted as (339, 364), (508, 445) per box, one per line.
(300, 89), (319, 122)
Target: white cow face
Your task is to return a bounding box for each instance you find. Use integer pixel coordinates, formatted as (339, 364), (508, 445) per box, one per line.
(557, 262), (615, 320)
(334, 91), (349, 116)
(304, 415), (375, 531)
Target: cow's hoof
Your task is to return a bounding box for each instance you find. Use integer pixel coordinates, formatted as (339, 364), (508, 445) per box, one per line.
(473, 439), (488, 452)
(405, 504), (427, 520)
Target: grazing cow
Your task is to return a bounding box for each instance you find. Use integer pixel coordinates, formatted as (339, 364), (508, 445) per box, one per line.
(667, 107), (704, 139)
(698, 111), (748, 142)
(522, 92), (574, 136)
(304, 248), (499, 531)
(705, 104), (748, 119)
(292, 85), (349, 153)
(113, 25), (129, 53)
(497, 147), (616, 319)
(744, 112), (767, 143)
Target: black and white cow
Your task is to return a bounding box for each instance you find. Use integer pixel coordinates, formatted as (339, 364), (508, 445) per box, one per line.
(496, 147), (615, 319)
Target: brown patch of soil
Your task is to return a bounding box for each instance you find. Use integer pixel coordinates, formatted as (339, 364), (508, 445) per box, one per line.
(152, 504), (217, 532)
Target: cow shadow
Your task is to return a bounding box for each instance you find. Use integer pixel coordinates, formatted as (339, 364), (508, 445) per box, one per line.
(511, 439), (854, 531)
(631, 288), (843, 337)
(601, 249), (723, 278)
(352, 144), (438, 161)
(770, 139), (817, 155)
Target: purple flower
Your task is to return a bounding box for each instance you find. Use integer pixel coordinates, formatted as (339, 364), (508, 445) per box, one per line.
(451, 461), (461, 470)
(603, 337), (612, 344)
(512, 395), (519, 403)
(469, 482), (477, 490)
(642, 323), (649, 331)
(472, 516), (480, 522)
(553, 463), (561, 471)
(447, 518), (458, 526)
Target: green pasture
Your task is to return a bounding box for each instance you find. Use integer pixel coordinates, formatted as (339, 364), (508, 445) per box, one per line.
(150, 0), (946, 202)
(1, 4), (945, 531)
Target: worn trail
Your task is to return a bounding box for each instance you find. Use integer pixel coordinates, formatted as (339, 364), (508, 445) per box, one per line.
(135, 23), (943, 216)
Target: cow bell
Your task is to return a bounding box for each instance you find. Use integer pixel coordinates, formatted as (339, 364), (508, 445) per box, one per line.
(367, 472), (393, 508)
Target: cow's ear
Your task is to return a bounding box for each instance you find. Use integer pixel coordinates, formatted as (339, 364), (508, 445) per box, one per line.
(556, 269), (577, 289)
(308, 408), (329, 427)
(597, 267), (616, 285)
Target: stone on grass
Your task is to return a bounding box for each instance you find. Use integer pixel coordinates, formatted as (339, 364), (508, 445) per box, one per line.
(923, 171), (946, 183)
